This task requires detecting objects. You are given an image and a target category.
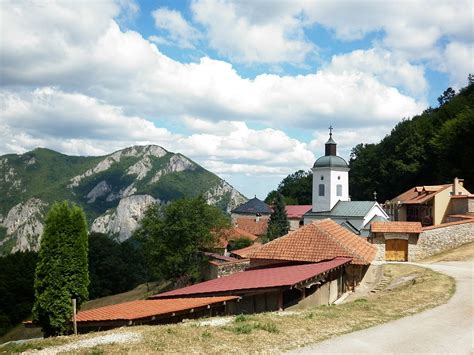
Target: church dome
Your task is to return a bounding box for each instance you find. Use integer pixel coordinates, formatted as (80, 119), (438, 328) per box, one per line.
(313, 155), (348, 168)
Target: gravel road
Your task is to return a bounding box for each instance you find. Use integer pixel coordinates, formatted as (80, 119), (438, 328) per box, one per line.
(288, 261), (474, 354)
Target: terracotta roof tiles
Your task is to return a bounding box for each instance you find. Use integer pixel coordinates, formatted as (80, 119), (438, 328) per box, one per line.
(371, 221), (422, 234)
(76, 296), (238, 322)
(230, 242), (262, 259)
(235, 217), (268, 236)
(249, 219), (376, 265)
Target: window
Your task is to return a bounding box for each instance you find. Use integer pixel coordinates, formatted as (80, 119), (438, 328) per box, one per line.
(336, 184), (342, 196)
(319, 184), (325, 196)
(320, 176), (324, 180)
(338, 176), (341, 180)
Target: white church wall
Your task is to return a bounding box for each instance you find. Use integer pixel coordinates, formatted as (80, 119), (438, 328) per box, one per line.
(312, 167), (349, 213)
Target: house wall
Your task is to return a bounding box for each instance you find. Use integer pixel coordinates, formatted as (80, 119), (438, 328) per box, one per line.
(286, 268), (345, 310)
(249, 258), (298, 269)
(434, 188), (453, 225)
(414, 221), (474, 260)
(345, 264), (370, 290)
(450, 198), (469, 215)
(434, 183), (470, 224)
(203, 260), (250, 281)
(289, 218), (301, 231)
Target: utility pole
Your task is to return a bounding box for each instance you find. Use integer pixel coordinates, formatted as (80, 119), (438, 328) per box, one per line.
(72, 298), (77, 335)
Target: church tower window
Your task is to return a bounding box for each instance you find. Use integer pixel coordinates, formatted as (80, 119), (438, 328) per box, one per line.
(319, 184), (325, 196)
(337, 184), (342, 196)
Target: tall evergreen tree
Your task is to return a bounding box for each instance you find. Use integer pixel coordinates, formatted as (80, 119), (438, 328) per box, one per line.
(32, 201), (89, 337)
(266, 193), (290, 241)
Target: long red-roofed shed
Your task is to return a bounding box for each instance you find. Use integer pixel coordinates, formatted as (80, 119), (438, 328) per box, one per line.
(150, 257), (351, 299)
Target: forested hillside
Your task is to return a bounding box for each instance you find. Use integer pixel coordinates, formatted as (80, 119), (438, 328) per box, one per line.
(0, 145), (246, 255)
(350, 80), (474, 201)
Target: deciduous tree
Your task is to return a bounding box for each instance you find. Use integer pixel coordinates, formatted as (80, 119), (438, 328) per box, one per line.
(134, 197), (229, 284)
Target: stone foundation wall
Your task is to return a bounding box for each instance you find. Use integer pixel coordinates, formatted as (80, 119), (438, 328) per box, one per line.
(372, 233), (385, 261)
(414, 221), (474, 260)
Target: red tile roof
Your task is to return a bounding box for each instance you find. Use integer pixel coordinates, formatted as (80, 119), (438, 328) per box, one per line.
(151, 257), (351, 299)
(392, 185), (451, 204)
(235, 217), (269, 236)
(230, 242), (262, 259)
(285, 205), (312, 219)
(371, 221), (422, 234)
(76, 296), (238, 322)
(249, 219), (376, 265)
(422, 219), (474, 231)
(215, 227), (259, 248)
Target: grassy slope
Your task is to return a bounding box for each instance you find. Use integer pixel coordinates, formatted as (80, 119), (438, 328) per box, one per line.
(1, 264), (455, 353)
(420, 241), (474, 263)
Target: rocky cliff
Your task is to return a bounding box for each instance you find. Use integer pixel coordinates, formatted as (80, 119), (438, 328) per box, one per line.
(0, 145), (247, 254)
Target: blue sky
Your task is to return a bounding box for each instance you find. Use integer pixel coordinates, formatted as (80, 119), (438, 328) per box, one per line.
(0, 0), (472, 199)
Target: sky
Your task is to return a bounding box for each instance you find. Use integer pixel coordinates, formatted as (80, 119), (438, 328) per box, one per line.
(0, 0), (473, 199)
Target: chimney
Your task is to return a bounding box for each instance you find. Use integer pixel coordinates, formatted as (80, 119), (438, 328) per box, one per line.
(453, 177), (459, 195)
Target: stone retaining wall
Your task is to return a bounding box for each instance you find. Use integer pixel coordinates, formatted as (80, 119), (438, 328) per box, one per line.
(415, 221), (474, 259)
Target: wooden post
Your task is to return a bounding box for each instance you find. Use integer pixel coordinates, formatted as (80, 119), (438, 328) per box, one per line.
(72, 298), (77, 335)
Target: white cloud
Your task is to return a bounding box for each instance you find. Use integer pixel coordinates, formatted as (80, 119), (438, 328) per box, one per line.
(0, 7), (424, 130)
(327, 49), (427, 98)
(442, 42), (474, 88)
(191, 0), (314, 64)
(152, 7), (201, 49)
(0, 88), (316, 178)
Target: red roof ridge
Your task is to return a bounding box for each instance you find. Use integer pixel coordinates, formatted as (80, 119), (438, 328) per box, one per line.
(250, 218), (375, 265)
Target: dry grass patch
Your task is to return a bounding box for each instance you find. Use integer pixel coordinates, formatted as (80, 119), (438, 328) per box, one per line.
(420, 241), (474, 263)
(0, 264), (454, 354)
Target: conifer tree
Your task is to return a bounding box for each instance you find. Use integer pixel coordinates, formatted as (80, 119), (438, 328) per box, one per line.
(32, 201), (89, 337)
(266, 192), (290, 241)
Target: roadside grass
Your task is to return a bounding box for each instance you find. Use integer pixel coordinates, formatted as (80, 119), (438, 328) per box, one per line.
(420, 241), (474, 263)
(0, 264), (455, 354)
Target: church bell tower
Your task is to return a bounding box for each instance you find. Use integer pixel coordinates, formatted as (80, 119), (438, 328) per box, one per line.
(311, 127), (350, 212)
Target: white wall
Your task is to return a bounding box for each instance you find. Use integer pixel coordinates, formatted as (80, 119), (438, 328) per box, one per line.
(312, 167), (349, 212)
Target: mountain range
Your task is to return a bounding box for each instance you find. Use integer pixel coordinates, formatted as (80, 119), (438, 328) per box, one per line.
(0, 145), (247, 255)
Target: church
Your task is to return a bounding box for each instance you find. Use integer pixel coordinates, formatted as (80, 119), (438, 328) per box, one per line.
(304, 128), (388, 236)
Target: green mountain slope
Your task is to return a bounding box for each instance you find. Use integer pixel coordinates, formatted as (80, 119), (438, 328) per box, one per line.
(0, 145), (247, 254)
